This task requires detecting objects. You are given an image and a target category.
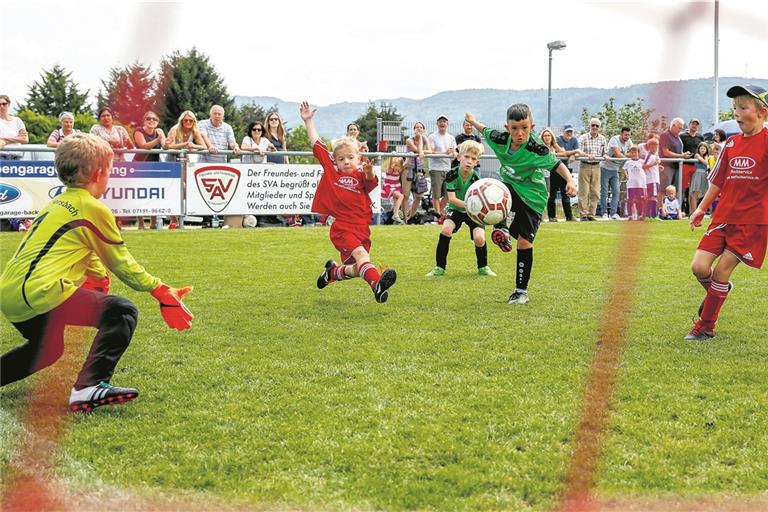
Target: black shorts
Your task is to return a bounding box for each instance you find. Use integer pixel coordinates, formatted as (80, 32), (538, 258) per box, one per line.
(500, 183), (542, 244)
(445, 209), (483, 238)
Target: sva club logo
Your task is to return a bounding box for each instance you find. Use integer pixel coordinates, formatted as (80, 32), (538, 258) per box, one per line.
(0, 183), (21, 205)
(194, 166), (241, 213)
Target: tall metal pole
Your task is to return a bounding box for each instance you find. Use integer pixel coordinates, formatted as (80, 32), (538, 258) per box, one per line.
(547, 48), (553, 128)
(714, 0), (720, 127)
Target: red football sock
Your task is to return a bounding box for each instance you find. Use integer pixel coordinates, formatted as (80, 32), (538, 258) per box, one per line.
(357, 261), (381, 289)
(697, 268), (713, 291)
(698, 279), (730, 331)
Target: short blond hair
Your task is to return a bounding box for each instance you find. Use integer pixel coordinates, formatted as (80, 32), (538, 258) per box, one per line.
(55, 133), (113, 187)
(665, 185), (677, 194)
(458, 139), (484, 158)
(331, 136), (360, 157)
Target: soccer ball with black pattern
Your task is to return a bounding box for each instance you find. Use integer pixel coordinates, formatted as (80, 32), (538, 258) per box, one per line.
(464, 178), (511, 226)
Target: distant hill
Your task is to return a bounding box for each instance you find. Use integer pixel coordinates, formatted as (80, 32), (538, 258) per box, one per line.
(235, 77), (768, 137)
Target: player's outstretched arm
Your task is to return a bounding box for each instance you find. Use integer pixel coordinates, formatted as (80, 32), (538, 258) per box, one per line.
(151, 284), (194, 331)
(465, 112), (486, 133)
(361, 157), (375, 181)
(299, 101), (320, 145)
(554, 162), (577, 196)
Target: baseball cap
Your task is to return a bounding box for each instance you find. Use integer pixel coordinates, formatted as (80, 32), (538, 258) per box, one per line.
(726, 84), (768, 107)
(436, 114), (448, 121)
(689, 118), (700, 125)
(563, 124), (574, 132)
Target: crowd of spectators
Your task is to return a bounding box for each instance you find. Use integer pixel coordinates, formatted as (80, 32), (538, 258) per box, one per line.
(0, 92), (733, 229)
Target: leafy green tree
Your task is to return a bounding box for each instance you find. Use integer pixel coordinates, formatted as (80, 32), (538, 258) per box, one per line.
(581, 97), (655, 140)
(353, 102), (403, 152)
(719, 109), (734, 122)
(97, 62), (157, 126)
(19, 65), (90, 116)
(156, 47), (235, 128)
(286, 125), (332, 164)
(229, 102), (276, 143)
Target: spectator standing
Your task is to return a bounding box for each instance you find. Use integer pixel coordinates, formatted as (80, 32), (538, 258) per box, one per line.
(164, 110), (207, 160)
(47, 112), (80, 148)
(346, 123), (369, 153)
(679, 118), (704, 212)
(0, 95), (29, 159)
(404, 122), (432, 222)
(622, 145), (646, 220)
(452, 119), (481, 170)
(601, 127), (633, 219)
(427, 115), (457, 219)
(199, 105), (240, 163)
(540, 128), (566, 222)
(241, 121), (275, 164)
(382, 157), (406, 224)
(554, 124), (582, 222)
(689, 141), (710, 214)
(639, 137), (662, 218)
(659, 117), (692, 191)
(712, 128), (727, 144)
(132, 110), (165, 162)
(264, 112), (288, 164)
(89, 107), (133, 158)
(577, 118), (607, 221)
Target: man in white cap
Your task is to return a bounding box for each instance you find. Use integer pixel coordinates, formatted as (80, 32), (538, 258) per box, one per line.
(427, 115), (456, 220)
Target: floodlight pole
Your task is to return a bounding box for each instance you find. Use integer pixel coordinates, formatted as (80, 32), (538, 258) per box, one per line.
(713, 0), (720, 127)
(547, 40), (566, 129)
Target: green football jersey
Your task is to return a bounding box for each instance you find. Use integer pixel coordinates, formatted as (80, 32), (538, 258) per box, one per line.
(482, 128), (559, 214)
(445, 167), (480, 212)
(0, 187), (160, 322)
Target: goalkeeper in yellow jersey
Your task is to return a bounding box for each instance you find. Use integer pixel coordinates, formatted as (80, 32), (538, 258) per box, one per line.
(0, 133), (194, 412)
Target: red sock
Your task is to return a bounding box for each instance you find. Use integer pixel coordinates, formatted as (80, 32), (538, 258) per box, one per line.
(698, 279), (730, 332)
(332, 265), (351, 282)
(357, 261), (380, 289)
(697, 269), (713, 291)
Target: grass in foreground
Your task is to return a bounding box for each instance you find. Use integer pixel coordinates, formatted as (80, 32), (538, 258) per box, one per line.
(1, 221), (767, 510)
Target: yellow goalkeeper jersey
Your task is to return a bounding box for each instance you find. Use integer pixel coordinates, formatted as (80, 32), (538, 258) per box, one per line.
(0, 187), (160, 322)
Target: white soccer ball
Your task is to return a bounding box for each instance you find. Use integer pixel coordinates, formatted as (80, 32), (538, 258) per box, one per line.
(242, 215), (258, 228)
(464, 178), (511, 226)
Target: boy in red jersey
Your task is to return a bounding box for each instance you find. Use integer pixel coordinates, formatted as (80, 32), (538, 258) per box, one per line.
(300, 101), (397, 303)
(687, 84), (768, 341)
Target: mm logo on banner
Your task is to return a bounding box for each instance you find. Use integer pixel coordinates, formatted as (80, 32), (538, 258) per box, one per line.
(0, 183), (22, 205)
(194, 166), (241, 213)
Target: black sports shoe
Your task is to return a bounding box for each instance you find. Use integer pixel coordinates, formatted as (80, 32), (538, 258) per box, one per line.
(69, 381), (139, 413)
(696, 281), (733, 319)
(491, 227), (513, 252)
(507, 291), (530, 304)
(684, 326), (715, 341)
(373, 268), (397, 303)
(317, 259), (338, 289)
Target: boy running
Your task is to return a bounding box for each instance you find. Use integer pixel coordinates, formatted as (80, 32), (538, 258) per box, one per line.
(425, 140), (496, 277)
(0, 133), (194, 411)
(301, 101), (397, 303)
(465, 106), (576, 304)
(687, 84), (768, 341)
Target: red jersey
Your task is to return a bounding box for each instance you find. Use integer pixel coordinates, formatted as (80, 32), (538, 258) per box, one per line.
(311, 140), (378, 226)
(708, 127), (768, 224)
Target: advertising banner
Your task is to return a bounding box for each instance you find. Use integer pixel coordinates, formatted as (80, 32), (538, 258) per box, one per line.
(0, 160), (183, 218)
(185, 162), (381, 215)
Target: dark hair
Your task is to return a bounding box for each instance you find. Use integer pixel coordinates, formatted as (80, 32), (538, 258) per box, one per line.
(97, 106), (113, 118)
(346, 122), (359, 132)
(246, 121), (260, 136)
(506, 104), (531, 122)
(713, 128), (727, 143)
(621, 126), (631, 133)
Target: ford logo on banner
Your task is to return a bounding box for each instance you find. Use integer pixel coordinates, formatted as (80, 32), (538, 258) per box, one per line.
(0, 183), (22, 205)
(49, 185), (67, 198)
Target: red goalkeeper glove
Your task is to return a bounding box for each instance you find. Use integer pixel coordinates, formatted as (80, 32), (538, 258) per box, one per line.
(80, 275), (111, 294)
(150, 284), (194, 331)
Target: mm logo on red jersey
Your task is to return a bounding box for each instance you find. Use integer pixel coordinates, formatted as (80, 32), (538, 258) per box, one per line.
(194, 166), (241, 213)
(338, 176), (359, 187)
(729, 157), (756, 170)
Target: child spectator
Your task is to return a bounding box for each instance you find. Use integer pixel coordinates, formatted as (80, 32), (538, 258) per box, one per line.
(425, 140), (496, 277)
(686, 84), (768, 341)
(623, 145), (646, 220)
(465, 106), (576, 304)
(639, 137), (661, 218)
(689, 141), (710, 214)
(300, 102), (397, 303)
(404, 122), (432, 223)
(0, 133), (193, 411)
(382, 157), (406, 224)
(661, 185), (683, 220)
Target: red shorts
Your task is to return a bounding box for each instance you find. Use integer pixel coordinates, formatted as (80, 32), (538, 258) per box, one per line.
(330, 221), (371, 264)
(682, 163), (696, 189)
(697, 223), (768, 269)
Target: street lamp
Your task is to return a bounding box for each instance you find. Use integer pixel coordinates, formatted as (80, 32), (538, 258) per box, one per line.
(547, 40), (566, 128)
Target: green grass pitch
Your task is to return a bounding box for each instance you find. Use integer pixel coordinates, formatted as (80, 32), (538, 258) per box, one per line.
(1, 222), (767, 510)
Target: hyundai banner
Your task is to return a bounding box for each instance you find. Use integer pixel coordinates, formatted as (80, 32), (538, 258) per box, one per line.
(185, 162), (381, 215)
(0, 160), (183, 218)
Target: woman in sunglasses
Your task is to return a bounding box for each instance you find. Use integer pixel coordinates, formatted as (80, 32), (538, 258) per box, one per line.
(241, 121), (275, 164)
(264, 112), (288, 164)
(132, 111), (166, 162)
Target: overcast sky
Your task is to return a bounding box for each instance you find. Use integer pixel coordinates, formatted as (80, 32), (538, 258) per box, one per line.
(1, 0), (766, 108)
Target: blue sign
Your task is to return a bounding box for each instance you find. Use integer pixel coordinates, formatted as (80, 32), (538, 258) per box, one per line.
(0, 183), (22, 204)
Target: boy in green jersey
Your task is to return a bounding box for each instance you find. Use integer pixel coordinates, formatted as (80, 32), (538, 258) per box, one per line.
(1, 133), (194, 412)
(465, 106), (576, 304)
(426, 140), (496, 277)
